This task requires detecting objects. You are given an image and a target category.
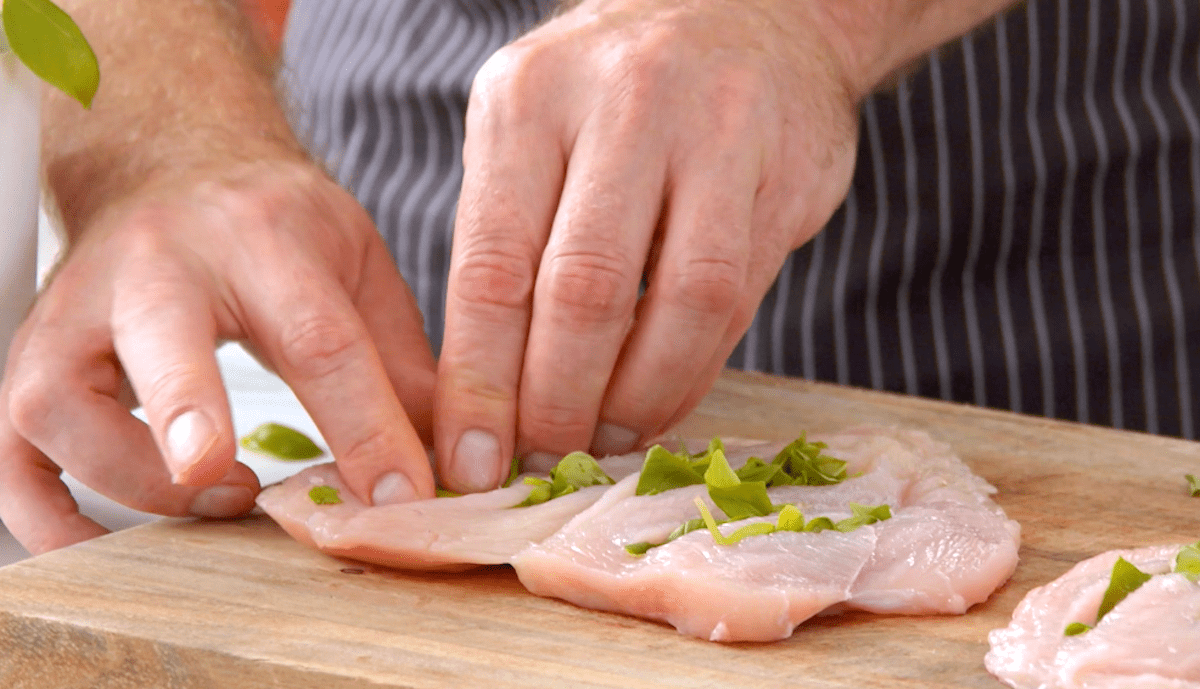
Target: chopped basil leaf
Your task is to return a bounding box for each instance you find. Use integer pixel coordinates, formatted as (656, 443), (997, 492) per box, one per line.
(635, 433), (850, 496)
(550, 451), (615, 495)
(668, 518), (708, 541)
(504, 455), (521, 488)
(803, 516), (837, 533)
(1063, 622), (1092, 636)
(771, 435), (848, 486)
(695, 498), (775, 546)
(691, 498), (890, 548)
(835, 503), (893, 532)
(709, 482), (775, 520)
(435, 488), (461, 498)
(703, 449), (741, 489)
(635, 445), (706, 495)
(512, 452), (613, 508)
(686, 437), (725, 475)
(1174, 541), (1200, 582)
(624, 542), (656, 556)
(1096, 557), (1154, 620)
(515, 477), (553, 507)
(1065, 556), (1154, 636)
(1187, 474), (1200, 497)
(308, 486), (342, 505)
(775, 504), (805, 532)
(735, 457), (784, 485)
(239, 422), (325, 461)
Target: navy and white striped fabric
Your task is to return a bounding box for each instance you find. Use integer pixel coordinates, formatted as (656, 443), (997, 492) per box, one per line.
(282, 0), (1200, 439)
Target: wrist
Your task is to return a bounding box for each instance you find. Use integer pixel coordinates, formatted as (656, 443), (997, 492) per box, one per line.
(41, 0), (307, 242)
(801, 0), (1019, 98)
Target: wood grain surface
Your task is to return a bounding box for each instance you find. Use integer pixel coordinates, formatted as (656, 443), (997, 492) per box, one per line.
(1, 370), (1197, 689)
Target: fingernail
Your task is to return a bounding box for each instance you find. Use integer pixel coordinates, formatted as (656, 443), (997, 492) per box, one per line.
(452, 429), (502, 492)
(166, 410), (217, 480)
(591, 423), (639, 456)
(523, 452), (561, 473)
(372, 471), (417, 505)
(189, 485), (255, 518)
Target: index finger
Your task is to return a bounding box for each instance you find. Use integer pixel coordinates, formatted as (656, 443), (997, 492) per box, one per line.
(242, 263), (434, 506)
(435, 53), (567, 494)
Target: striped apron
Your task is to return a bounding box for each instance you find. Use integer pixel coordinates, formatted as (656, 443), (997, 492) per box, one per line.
(282, 0), (1200, 438)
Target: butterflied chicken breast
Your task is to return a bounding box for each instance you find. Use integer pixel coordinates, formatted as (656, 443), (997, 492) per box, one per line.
(986, 544), (1200, 689)
(512, 428), (1020, 641)
(255, 439), (765, 571)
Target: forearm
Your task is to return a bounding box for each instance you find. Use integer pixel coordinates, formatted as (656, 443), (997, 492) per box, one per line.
(806, 0), (1022, 97)
(43, 0), (305, 240)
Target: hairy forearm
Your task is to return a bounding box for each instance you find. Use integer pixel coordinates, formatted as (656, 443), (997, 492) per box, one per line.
(808, 0), (1022, 96)
(43, 0), (305, 240)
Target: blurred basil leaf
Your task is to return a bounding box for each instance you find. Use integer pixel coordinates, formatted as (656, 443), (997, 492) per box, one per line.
(2, 0), (100, 108)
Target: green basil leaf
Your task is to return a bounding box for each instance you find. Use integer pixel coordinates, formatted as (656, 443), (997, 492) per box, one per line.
(1096, 557), (1154, 620)
(702, 449), (741, 489)
(624, 518), (711, 558)
(549, 451), (614, 497)
(775, 504), (805, 532)
(803, 516), (837, 533)
(667, 517), (708, 541)
(725, 522), (778, 542)
(834, 503), (892, 532)
(239, 422), (325, 460)
(635, 445), (706, 495)
(514, 477), (553, 507)
(694, 497), (775, 546)
(772, 435), (848, 486)
(434, 488), (461, 498)
(1187, 474), (1200, 497)
(1063, 622), (1092, 636)
(1174, 541), (1200, 582)
(736, 457), (784, 485)
(709, 481), (774, 520)
(2, 0), (99, 107)
(503, 455), (521, 488)
(308, 485), (342, 505)
(686, 437), (725, 474)
(624, 542), (655, 556)
(511, 452), (614, 508)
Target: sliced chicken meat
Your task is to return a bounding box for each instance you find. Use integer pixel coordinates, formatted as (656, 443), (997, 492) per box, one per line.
(512, 428), (1021, 641)
(986, 544), (1200, 689)
(255, 439), (766, 570)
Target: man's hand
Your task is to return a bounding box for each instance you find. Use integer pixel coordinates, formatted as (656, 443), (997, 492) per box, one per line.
(0, 162), (437, 555)
(435, 0), (862, 491)
(0, 0), (436, 555)
(436, 0), (1019, 492)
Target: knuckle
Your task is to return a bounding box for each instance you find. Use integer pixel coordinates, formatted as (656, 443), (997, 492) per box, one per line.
(7, 368), (57, 441)
(602, 35), (677, 124)
(469, 41), (556, 125)
(543, 250), (638, 324)
(452, 239), (537, 313)
(337, 425), (395, 470)
(277, 312), (362, 380)
(521, 399), (594, 446)
(130, 361), (208, 421)
(661, 255), (745, 317)
(706, 65), (769, 131)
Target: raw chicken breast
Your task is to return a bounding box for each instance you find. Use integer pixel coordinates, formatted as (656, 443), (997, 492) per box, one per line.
(512, 427), (1021, 641)
(255, 451), (649, 570)
(255, 439), (766, 571)
(986, 544), (1200, 689)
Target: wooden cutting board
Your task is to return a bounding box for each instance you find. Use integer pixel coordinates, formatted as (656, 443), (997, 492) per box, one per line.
(1, 370), (1197, 689)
